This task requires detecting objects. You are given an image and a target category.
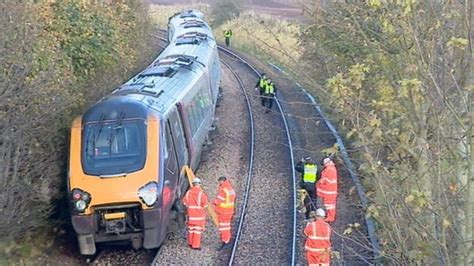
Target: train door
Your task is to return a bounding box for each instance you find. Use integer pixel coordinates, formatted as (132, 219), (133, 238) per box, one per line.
(167, 107), (188, 194)
(163, 122), (179, 207)
(209, 52), (221, 104)
(163, 120), (186, 239)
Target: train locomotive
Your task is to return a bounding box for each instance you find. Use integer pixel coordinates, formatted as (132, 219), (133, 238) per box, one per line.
(68, 10), (221, 255)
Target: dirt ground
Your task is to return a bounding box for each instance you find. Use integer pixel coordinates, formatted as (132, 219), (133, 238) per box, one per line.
(149, 0), (305, 21)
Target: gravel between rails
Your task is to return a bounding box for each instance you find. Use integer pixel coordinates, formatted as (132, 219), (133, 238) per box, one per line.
(220, 54), (294, 265)
(268, 73), (373, 265)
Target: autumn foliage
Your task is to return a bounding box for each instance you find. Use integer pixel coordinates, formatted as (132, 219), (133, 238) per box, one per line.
(298, 1), (472, 264)
(0, 0), (156, 255)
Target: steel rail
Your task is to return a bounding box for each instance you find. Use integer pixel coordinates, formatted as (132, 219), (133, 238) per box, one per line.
(218, 46), (298, 266)
(218, 57), (256, 266)
(268, 62), (381, 260)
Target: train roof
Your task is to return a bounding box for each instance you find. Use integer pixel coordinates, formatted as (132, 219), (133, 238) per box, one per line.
(82, 10), (217, 123)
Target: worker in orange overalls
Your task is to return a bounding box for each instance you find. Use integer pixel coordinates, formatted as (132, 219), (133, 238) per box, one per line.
(213, 176), (236, 250)
(316, 158), (338, 222)
(304, 208), (332, 265)
(182, 177), (209, 250)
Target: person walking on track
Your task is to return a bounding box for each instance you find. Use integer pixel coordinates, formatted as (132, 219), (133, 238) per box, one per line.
(296, 156), (318, 219)
(255, 74), (268, 95)
(316, 157), (338, 222)
(183, 177), (209, 250)
(223, 29), (233, 46)
(304, 208), (332, 266)
(261, 79), (276, 112)
(212, 176), (236, 250)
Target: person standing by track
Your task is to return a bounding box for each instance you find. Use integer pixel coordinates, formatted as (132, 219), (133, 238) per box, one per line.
(212, 176), (236, 250)
(316, 158), (338, 222)
(304, 208), (332, 265)
(296, 156), (318, 219)
(183, 177), (209, 250)
(261, 79), (276, 113)
(223, 29), (233, 46)
(255, 74), (268, 95)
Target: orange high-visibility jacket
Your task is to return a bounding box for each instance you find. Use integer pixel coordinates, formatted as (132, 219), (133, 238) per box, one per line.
(316, 162), (338, 199)
(183, 186), (209, 224)
(213, 180), (236, 215)
(304, 219), (331, 252)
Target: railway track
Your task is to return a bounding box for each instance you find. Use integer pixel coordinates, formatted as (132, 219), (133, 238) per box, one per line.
(218, 47), (298, 265)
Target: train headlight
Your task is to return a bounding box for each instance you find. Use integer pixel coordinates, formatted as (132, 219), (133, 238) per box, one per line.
(75, 200), (87, 212)
(138, 182), (158, 207)
(71, 188), (92, 213)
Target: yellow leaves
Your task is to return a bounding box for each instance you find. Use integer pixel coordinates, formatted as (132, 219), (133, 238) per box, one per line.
(442, 219), (451, 229)
(447, 37), (468, 50)
(368, 113), (381, 128)
(405, 190), (430, 213)
(348, 63), (370, 90)
(381, 18), (394, 34)
(344, 222), (362, 235)
(346, 128), (357, 139)
(367, 0), (382, 8)
(398, 78), (423, 101)
(366, 204), (380, 219)
(404, 194), (415, 203)
(322, 143), (340, 157)
(400, 0), (418, 15)
(343, 227), (352, 235)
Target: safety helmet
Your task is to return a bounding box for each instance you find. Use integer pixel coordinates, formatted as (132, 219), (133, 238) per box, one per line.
(316, 208), (326, 217)
(305, 156), (315, 164)
(323, 157), (332, 165)
(192, 177), (202, 184)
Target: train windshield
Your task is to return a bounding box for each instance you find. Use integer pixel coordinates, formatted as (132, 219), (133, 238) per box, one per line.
(82, 119), (146, 176)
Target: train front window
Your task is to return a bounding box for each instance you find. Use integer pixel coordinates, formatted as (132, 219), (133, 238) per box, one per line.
(82, 119), (146, 176)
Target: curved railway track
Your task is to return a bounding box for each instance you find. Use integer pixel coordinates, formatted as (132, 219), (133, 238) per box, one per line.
(90, 32), (372, 265)
(219, 48), (297, 265)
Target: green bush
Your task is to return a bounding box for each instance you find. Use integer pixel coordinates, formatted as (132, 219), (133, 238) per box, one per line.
(0, 0), (157, 259)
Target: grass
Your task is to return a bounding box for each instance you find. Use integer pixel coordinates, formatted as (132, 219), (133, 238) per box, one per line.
(148, 5), (302, 77)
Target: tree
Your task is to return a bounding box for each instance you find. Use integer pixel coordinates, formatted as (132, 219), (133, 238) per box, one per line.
(299, 0), (472, 264)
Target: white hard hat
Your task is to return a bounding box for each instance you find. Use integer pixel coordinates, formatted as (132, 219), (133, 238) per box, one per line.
(323, 158), (332, 165)
(192, 177), (202, 184)
(316, 208), (326, 217)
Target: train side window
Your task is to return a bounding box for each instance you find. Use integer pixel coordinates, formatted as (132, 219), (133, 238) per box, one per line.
(185, 82), (212, 138)
(187, 100), (198, 135)
(165, 123), (178, 174)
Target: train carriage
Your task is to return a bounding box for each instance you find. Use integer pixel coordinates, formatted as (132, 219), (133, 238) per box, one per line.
(68, 10), (220, 255)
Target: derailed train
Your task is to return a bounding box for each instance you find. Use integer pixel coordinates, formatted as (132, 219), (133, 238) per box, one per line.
(68, 10), (221, 255)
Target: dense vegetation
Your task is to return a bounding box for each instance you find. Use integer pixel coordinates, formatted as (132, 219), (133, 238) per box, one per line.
(299, 1), (472, 264)
(0, 0), (156, 258)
